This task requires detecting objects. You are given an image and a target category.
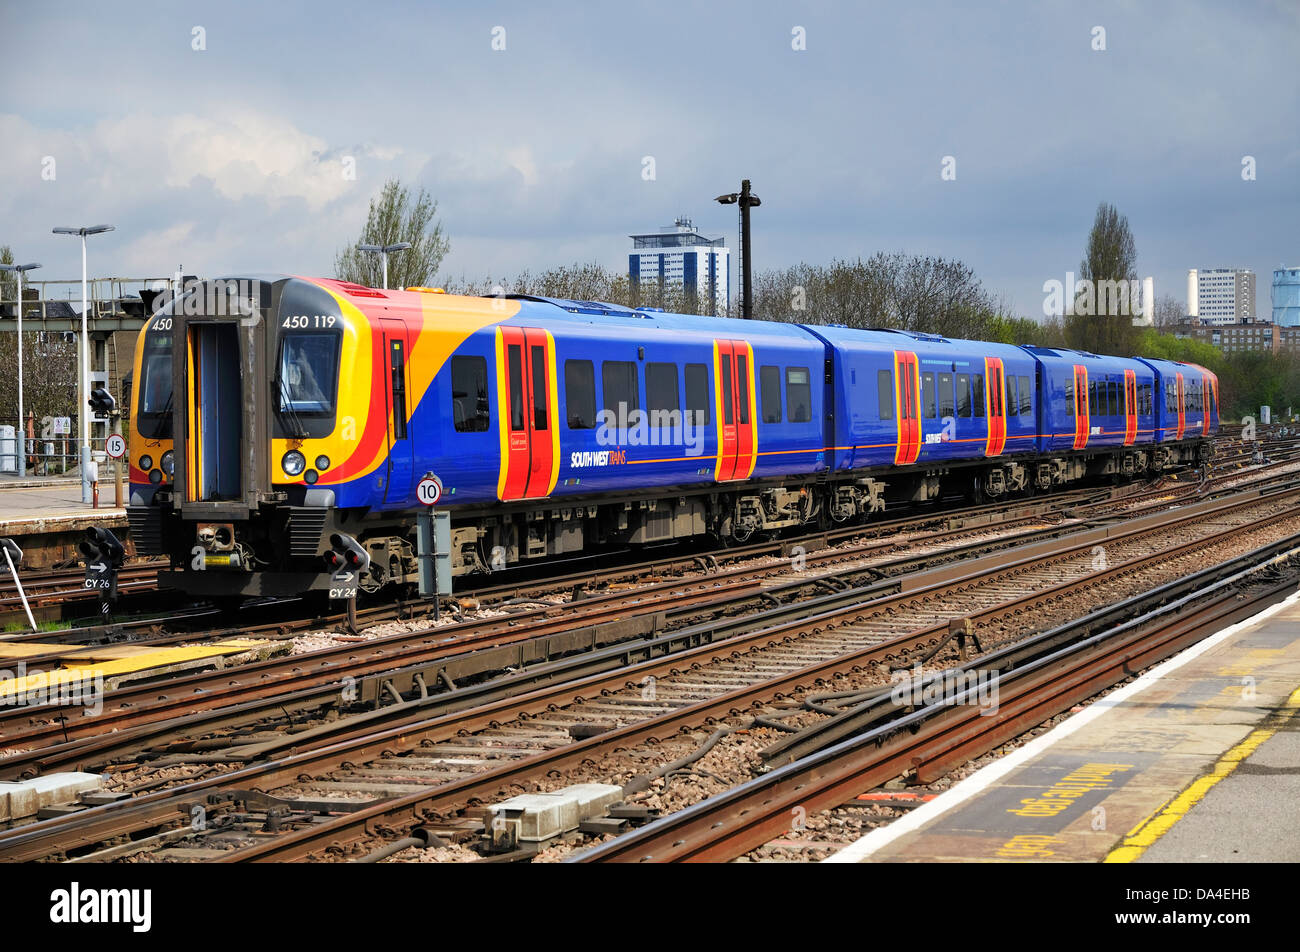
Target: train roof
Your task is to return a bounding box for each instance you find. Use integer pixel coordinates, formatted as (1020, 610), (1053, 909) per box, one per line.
(506, 295), (826, 342)
(808, 323), (1036, 362)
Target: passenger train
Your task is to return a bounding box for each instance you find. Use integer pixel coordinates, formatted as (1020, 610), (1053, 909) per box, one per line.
(125, 276), (1219, 598)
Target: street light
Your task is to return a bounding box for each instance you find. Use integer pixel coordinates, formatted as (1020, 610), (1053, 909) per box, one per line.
(715, 180), (761, 319)
(0, 261), (41, 477)
(53, 224), (115, 503)
(358, 241), (413, 290)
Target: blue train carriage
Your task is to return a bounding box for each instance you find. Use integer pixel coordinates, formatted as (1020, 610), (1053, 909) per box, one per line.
(1026, 345), (1176, 482)
(1137, 357), (1219, 465)
(433, 296), (831, 565)
(806, 326), (1042, 510)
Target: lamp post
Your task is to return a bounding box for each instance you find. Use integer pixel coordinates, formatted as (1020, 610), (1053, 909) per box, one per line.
(53, 225), (114, 503)
(715, 180), (761, 319)
(358, 241), (413, 290)
(0, 262), (41, 477)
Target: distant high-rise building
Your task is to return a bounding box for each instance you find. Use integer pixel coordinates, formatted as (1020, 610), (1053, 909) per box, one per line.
(629, 218), (729, 315)
(1272, 267), (1300, 327)
(1191, 268), (1256, 325)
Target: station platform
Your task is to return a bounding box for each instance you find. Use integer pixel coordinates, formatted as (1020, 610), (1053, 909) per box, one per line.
(0, 482), (126, 568)
(827, 591), (1300, 864)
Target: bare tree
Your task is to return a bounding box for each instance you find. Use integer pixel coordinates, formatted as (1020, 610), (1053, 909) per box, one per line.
(443, 262), (719, 316)
(335, 179), (450, 289)
(1154, 293), (1185, 328)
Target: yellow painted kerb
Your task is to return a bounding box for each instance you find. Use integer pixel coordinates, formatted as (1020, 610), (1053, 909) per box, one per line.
(1104, 684), (1300, 863)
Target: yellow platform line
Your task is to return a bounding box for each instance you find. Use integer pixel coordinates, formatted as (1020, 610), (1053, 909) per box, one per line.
(1105, 684), (1300, 863)
(0, 639), (270, 701)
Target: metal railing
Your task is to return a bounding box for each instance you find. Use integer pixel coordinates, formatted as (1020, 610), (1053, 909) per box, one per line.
(0, 276), (174, 327)
(0, 417), (128, 481)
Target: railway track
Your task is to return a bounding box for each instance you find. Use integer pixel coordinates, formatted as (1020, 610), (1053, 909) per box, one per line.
(4, 462), (1293, 773)
(3, 478), (1299, 861)
(572, 540), (1300, 863)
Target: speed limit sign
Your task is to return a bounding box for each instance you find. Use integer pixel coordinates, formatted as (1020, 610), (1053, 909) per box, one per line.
(105, 433), (127, 459)
(416, 474), (443, 506)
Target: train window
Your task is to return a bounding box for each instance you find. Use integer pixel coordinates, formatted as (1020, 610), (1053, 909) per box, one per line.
(760, 366), (782, 423)
(685, 363), (710, 426)
(508, 344), (525, 431)
(647, 362), (680, 415)
(1018, 375), (1032, 416)
(939, 373), (954, 418)
(564, 359), (596, 429)
(1144, 383), (1153, 415)
(956, 373), (971, 418)
(452, 356), (490, 433)
(602, 361), (640, 419)
(530, 346), (547, 431)
(1004, 374), (1015, 420)
(278, 333), (340, 416)
(973, 374), (985, 417)
(390, 340), (408, 440)
(923, 371), (937, 419)
(138, 330), (174, 439)
(1088, 382), (1097, 417)
(1166, 383), (1176, 413)
(722, 360), (734, 425)
(736, 354), (751, 424)
(877, 370), (894, 421)
(1109, 381), (1119, 417)
(787, 367), (812, 423)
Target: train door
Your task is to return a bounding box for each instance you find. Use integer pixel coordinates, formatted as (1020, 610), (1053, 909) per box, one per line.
(714, 339), (756, 481)
(983, 356), (1006, 457)
(496, 326), (558, 501)
(1123, 369), (1137, 445)
(187, 323), (242, 501)
(381, 319), (413, 504)
(894, 350), (921, 464)
(1072, 365), (1089, 450)
(1175, 372), (1186, 439)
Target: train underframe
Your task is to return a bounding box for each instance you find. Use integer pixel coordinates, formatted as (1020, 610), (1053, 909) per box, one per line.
(131, 439), (1211, 599)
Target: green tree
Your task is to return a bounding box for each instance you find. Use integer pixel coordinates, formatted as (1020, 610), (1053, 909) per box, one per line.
(335, 179), (450, 290)
(1067, 202), (1139, 355)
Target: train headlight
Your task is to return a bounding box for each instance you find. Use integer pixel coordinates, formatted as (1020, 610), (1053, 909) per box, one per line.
(149, 469), (162, 484)
(315, 455), (330, 471)
(282, 451), (306, 477)
(139, 454), (153, 471)
(304, 469), (319, 485)
(160, 450), (175, 476)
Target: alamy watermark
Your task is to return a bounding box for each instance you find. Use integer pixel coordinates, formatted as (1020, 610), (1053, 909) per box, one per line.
(890, 663), (999, 716)
(591, 402), (706, 457)
(1042, 271), (1154, 325)
(0, 662), (104, 716)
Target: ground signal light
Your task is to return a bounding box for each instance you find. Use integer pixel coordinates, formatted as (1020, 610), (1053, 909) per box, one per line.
(88, 387), (117, 416)
(81, 527), (126, 566)
(326, 533), (370, 574)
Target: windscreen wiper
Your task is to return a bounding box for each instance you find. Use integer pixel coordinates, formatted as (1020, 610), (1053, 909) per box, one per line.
(275, 373), (309, 438)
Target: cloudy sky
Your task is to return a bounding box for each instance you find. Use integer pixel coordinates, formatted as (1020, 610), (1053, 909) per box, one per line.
(2, 0), (1297, 318)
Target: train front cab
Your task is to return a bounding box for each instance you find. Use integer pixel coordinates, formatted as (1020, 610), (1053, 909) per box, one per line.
(134, 276), (370, 598)
(126, 311), (177, 554)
